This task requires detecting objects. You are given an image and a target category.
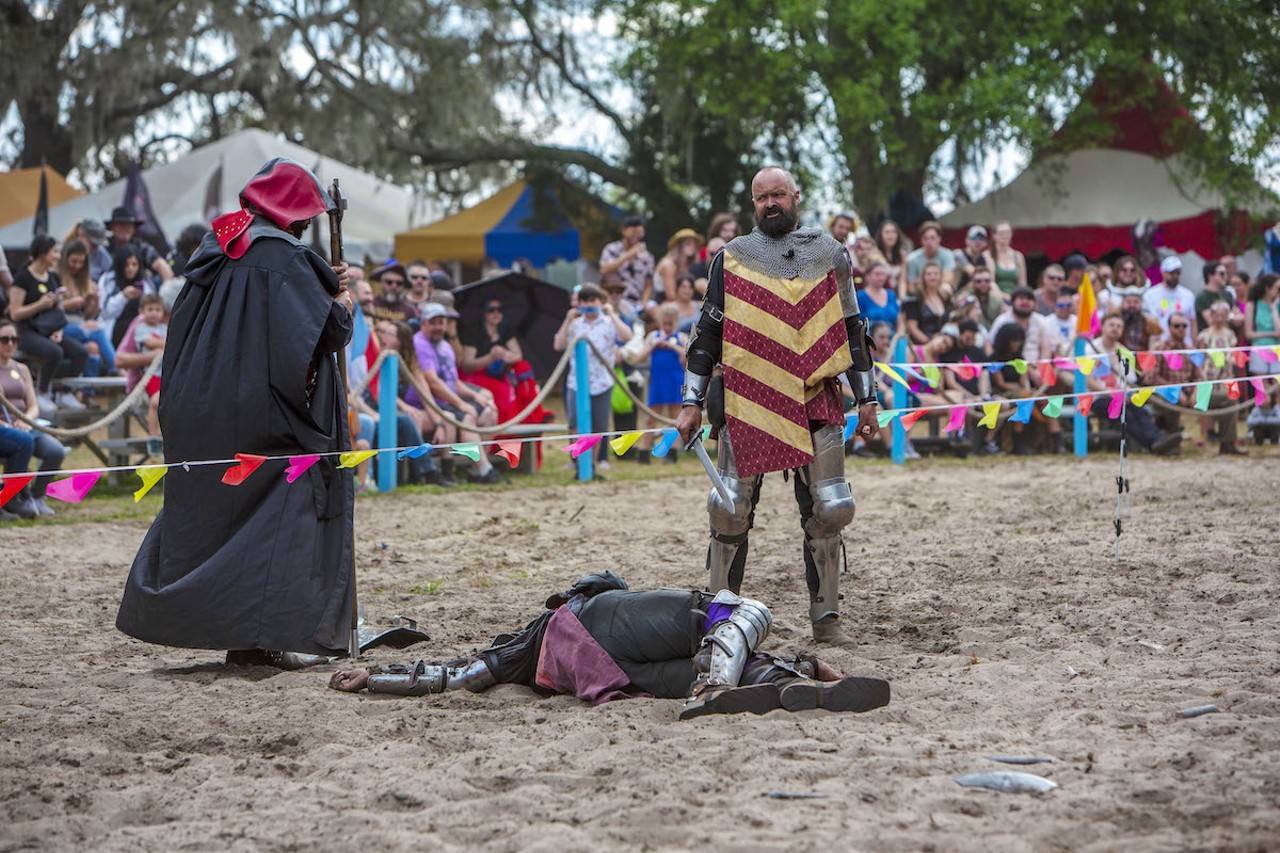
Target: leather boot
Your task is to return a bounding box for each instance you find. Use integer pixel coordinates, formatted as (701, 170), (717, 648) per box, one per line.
(812, 614), (859, 649)
(678, 682), (782, 720)
(779, 676), (891, 713)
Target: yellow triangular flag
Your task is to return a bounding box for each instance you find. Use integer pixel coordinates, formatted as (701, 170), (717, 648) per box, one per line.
(338, 449), (378, 469)
(978, 402), (1000, 430)
(874, 361), (910, 389)
(133, 465), (167, 502)
(1075, 357), (1096, 375)
(1131, 387), (1154, 407)
(609, 431), (644, 456)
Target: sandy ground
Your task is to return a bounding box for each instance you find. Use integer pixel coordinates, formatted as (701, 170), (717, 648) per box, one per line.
(1, 451), (1278, 852)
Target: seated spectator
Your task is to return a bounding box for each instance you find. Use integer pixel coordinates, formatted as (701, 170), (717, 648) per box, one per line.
(855, 262), (901, 335)
(1084, 313), (1182, 455)
(850, 234), (882, 280)
(57, 239), (114, 378)
(990, 286), (1061, 363)
(1144, 311), (1198, 438)
(103, 205), (173, 282)
(989, 322), (1064, 454)
(1062, 253), (1089, 294)
(984, 221), (1027, 295)
(1143, 256), (1196, 331)
(952, 226), (989, 292)
(0, 420), (37, 520)
(367, 260), (420, 328)
(935, 319), (999, 455)
(1112, 254), (1149, 293)
(63, 218), (112, 283)
(1050, 291), (1078, 353)
(1034, 264), (1066, 315)
(904, 220), (955, 297)
(1228, 270), (1251, 345)
(404, 261), (434, 318)
(946, 294), (990, 351)
(1196, 302), (1245, 454)
(705, 212), (739, 252)
(99, 244), (156, 349)
(9, 235), (89, 411)
(903, 262), (951, 345)
(553, 285), (632, 469)
(828, 211), (857, 247)
(1244, 273), (1280, 376)
(133, 293), (168, 438)
(955, 268), (1005, 330)
(0, 319), (69, 517)
(1118, 287), (1160, 352)
(458, 297), (551, 429)
(364, 319), (452, 487)
(412, 306), (505, 484)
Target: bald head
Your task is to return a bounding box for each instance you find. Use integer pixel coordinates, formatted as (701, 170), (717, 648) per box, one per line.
(751, 167), (801, 237)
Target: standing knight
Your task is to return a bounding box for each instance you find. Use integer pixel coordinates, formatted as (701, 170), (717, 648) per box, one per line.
(675, 167), (880, 648)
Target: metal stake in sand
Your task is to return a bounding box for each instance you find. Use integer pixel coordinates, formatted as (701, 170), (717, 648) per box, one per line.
(1113, 349), (1132, 561)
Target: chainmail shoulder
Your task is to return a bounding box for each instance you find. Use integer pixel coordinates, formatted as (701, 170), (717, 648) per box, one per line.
(723, 226), (845, 281)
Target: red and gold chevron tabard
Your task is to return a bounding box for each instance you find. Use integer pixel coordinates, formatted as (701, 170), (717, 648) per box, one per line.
(722, 252), (851, 476)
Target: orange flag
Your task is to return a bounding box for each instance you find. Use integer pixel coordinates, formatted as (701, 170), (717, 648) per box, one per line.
(1077, 272), (1098, 335)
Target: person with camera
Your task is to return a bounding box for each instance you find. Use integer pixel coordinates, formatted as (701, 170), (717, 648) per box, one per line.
(8, 235), (89, 412)
(554, 285), (632, 471)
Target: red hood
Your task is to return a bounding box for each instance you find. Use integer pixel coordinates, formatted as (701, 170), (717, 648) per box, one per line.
(212, 159), (335, 259)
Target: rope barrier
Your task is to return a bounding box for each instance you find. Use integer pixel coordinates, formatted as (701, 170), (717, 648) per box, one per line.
(0, 360), (160, 439)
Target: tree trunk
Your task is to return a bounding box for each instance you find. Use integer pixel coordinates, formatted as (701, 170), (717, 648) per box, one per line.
(17, 100), (74, 174)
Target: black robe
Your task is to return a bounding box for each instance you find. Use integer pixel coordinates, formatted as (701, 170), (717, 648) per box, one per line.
(117, 222), (355, 655)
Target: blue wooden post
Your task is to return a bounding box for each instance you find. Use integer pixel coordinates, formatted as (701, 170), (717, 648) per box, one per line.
(891, 336), (908, 465)
(1073, 336), (1088, 457)
(377, 354), (398, 491)
(574, 338), (593, 481)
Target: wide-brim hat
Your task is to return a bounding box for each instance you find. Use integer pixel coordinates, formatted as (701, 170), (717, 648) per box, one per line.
(667, 228), (705, 251)
(371, 259), (407, 281)
(105, 206), (143, 226)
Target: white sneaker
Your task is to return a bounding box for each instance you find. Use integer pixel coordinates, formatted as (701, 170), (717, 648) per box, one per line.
(596, 460), (611, 471)
(36, 394), (57, 417)
(54, 392), (85, 410)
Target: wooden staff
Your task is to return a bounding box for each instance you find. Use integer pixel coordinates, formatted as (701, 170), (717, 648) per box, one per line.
(327, 179), (359, 661)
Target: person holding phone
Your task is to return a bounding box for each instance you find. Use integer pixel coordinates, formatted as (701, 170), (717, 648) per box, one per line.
(7, 235), (88, 411)
(553, 285), (632, 469)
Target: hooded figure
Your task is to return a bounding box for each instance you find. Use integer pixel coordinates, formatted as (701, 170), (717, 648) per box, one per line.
(117, 159), (355, 658)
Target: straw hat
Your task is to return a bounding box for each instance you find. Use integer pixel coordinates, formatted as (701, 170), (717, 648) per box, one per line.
(667, 228), (705, 251)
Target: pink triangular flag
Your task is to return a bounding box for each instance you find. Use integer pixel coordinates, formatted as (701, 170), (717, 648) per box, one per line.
(899, 409), (928, 429)
(954, 357), (976, 381)
(0, 474), (36, 509)
(45, 471), (103, 504)
(222, 453), (269, 486)
(564, 435), (602, 460)
(495, 442), (522, 467)
(1250, 378), (1267, 405)
(1233, 349), (1249, 368)
(943, 406), (966, 433)
(1107, 392), (1125, 419)
(1164, 352), (1183, 370)
(285, 454), (321, 483)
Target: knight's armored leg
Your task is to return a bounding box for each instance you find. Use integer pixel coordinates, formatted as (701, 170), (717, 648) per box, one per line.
(707, 426), (763, 595)
(740, 654), (891, 714)
(796, 424), (858, 648)
(679, 593), (778, 719)
(366, 658), (497, 696)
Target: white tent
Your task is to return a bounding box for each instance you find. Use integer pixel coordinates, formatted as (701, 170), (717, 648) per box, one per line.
(0, 129), (421, 260)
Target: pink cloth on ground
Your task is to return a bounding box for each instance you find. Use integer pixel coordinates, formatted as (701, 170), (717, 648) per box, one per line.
(535, 605), (651, 704)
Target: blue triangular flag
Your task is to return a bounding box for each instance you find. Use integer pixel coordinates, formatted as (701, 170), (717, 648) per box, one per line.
(1010, 399), (1035, 424)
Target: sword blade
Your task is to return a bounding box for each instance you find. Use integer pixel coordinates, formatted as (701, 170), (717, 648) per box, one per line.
(687, 436), (734, 515)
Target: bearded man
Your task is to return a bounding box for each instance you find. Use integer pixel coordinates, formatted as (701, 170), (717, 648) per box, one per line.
(675, 167), (879, 649)
(117, 159), (356, 663)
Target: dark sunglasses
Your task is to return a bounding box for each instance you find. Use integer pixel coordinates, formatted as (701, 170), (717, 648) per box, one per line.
(381, 278), (405, 287)
(485, 305), (503, 313)
(1169, 323), (1189, 329)
(0, 335), (17, 344)
(1045, 274), (1065, 280)
(408, 273), (429, 280)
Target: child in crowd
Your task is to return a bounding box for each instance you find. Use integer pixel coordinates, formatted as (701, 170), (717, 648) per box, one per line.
(553, 284), (632, 470)
(135, 293), (167, 438)
(637, 303), (687, 463)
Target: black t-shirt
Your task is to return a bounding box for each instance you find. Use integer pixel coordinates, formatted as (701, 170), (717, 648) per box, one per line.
(903, 297), (947, 340)
(461, 322), (512, 360)
(938, 343), (986, 395)
(107, 237), (161, 274)
(12, 267), (67, 336)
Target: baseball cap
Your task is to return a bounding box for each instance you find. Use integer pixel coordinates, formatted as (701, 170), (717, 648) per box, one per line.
(420, 302), (459, 321)
(80, 219), (108, 242)
(1160, 255), (1183, 273)
(1063, 253), (1088, 271)
(966, 225), (988, 241)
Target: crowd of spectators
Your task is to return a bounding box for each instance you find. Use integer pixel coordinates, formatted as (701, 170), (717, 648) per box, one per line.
(3, 195), (1278, 517)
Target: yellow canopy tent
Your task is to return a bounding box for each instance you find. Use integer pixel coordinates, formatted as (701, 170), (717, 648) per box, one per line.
(395, 182), (530, 265)
(0, 167), (82, 229)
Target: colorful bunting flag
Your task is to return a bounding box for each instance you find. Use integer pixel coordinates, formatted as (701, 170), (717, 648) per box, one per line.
(1010, 400), (1034, 424)
(921, 365), (941, 390)
(899, 409), (928, 429)
(843, 420), (858, 442)
(875, 409), (898, 428)
(133, 466), (167, 501)
(1077, 272), (1097, 334)
(0, 474), (36, 509)
(222, 453), (268, 486)
(1107, 392), (1125, 419)
(1261, 347), (1280, 364)
(1137, 351), (1157, 372)
(1209, 350), (1226, 369)
(1165, 352), (1184, 371)
(978, 402), (1000, 430)
(1039, 362), (1057, 387)
(1157, 385), (1182, 404)
(285, 454), (321, 483)
(1188, 351), (1205, 368)
(1132, 387), (1154, 406)
(944, 406), (966, 433)
(495, 442), (522, 467)
(451, 443), (483, 461)
(338, 449), (378, 469)
(1092, 358), (1111, 377)
(46, 471), (102, 503)
(1074, 357), (1096, 376)
(397, 444), (433, 459)
(1226, 380), (1239, 400)
(609, 432), (643, 456)
(1075, 394), (1094, 415)
(1009, 359), (1027, 375)
(1043, 396), (1064, 417)
(564, 435), (601, 460)
(652, 428), (679, 457)
(1250, 378), (1267, 404)
(1233, 349), (1249, 368)
(1193, 383), (1212, 410)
